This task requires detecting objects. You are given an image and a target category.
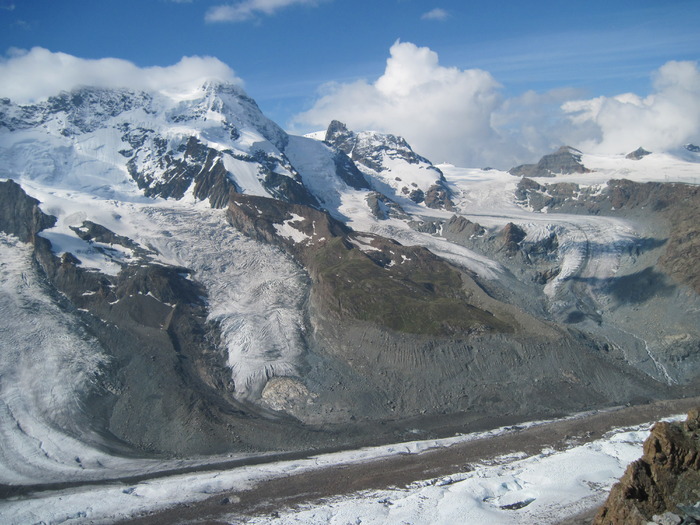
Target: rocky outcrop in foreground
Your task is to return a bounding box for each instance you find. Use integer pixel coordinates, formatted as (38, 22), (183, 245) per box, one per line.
(594, 408), (700, 525)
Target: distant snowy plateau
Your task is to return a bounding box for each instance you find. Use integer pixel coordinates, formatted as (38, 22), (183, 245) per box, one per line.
(0, 82), (699, 524)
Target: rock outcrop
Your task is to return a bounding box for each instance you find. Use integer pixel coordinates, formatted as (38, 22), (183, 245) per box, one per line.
(594, 408), (700, 525)
(626, 147), (652, 160)
(509, 146), (591, 177)
(0, 179), (56, 242)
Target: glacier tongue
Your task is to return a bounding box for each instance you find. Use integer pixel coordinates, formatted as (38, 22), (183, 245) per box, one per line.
(0, 234), (111, 483)
(136, 204), (309, 400)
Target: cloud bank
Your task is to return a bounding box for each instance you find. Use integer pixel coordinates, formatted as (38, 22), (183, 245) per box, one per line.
(0, 47), (241, 103)
(206, 0), (324, 23)
(563, 60), (700, 155)
(294, 41), (700, 168)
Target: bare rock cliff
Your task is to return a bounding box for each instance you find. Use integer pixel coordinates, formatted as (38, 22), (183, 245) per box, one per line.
(594, 408), (700, 525)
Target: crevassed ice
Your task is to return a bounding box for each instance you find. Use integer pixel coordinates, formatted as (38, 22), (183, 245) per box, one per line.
(140, 205), (308, 400)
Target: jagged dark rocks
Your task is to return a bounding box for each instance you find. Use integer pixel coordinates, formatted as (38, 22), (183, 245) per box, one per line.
(365, 191), (409, 220)
(324, 119), (438, 173)
(444, 215), (485, 240)
(69, 220), (138, 249)
(325, 120), (437, 173)
(0, 179), (57, 242)
(594, 408), (700, 525)
(331, 149), (370, 190)
(509, 146), (591, 177)
(126, 134), (235, 206)
(500, 222), (527, 255)
(425, 183), (454, 210)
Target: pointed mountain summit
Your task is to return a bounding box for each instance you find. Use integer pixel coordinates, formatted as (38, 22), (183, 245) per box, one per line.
(626, 147), (652, 160)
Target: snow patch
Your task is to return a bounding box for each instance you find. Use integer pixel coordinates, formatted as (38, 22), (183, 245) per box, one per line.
(274, 213), (311, 244)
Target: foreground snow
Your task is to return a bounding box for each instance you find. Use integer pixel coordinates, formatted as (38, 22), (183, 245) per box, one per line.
(0, 414), (681, 524)
(243, 419), (679, 525)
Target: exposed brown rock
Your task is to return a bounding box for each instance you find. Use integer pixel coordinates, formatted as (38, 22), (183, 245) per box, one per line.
(593, 408), (700, 525)
(500, 222), (526, 255)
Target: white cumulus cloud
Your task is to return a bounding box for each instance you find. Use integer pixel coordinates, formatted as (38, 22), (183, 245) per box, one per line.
(562, 60), (700, 154)
(421, 8), (449, 21)
(206, 0), (324, 22)
(0, 47), (242, 103)
(294, 40), (507, 167)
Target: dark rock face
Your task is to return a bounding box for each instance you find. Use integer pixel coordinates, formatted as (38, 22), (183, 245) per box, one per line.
(365, 191), (409, 220)
(125, 134), (239, 208)
(69, 220), (138, 249)
(425, 183), (454, 210)
(444, 215), (485, 240)
(324, 120), (356, 156)
(331, 150), (370, 190)
(594, 408), (700, 525)
(509, 146), (591, 177)
(500, 222), (527, 256)
(626, 147), (652, 160)
(0, 179), (57, 242)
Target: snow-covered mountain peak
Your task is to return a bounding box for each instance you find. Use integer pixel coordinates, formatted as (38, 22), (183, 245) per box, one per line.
(0, 85), (153, 136)
(0, 81), (309, 206)
(325, 120), (435, 173)
(322, 120), (452, 209)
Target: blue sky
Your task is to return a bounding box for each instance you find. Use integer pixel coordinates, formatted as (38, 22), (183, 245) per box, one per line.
(1, 0), (699, 166)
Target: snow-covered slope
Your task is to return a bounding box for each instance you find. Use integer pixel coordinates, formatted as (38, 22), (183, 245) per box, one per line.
(0, 81), (311, 207)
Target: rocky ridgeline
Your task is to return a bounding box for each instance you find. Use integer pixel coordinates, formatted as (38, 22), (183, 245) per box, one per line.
(324, 120), (453, 209)
(594, 408), (700, 525)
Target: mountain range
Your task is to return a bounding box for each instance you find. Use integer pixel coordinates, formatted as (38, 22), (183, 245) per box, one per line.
(0, 80), (698, 494)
